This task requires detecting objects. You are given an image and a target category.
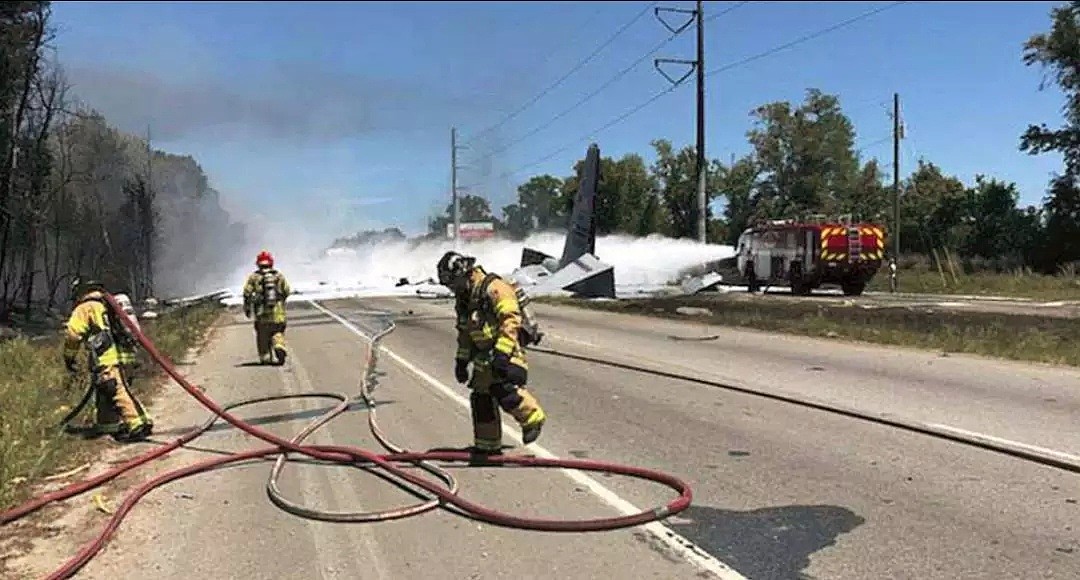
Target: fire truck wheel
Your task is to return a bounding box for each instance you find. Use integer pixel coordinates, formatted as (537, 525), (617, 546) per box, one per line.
(841, 280), (866, 296)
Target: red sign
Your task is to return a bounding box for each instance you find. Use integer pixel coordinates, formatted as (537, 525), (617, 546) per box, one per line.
(447, 222), (495, 241)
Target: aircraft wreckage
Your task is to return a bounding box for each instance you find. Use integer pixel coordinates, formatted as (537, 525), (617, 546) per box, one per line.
(166, 143), (725, 307)
(501, 143), (723, 299)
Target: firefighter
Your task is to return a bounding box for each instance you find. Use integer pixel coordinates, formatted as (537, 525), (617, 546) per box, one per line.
(242, 250), (292, 365)
(62, 278), (153, 442)
(436, 250), (546, 454)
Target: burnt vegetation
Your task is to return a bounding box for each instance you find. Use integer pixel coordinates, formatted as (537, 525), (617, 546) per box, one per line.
(0, 2), (243, 327)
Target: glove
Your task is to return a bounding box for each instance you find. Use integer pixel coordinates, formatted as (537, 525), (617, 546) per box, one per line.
(454, 359), (470, 384)
(63, 356), (77, 375)
(492, 351), (527, 385)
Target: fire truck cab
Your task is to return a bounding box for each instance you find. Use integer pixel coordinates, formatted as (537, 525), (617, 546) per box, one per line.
(735, 215), (886, 296)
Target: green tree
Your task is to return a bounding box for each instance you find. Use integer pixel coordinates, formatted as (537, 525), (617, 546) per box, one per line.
(717, 155), (759, 245)
(556, 153), (657, 236)
(427, 194), (495, 237)
(745, 89), (863, 218)
(507, 173), (565, 235)
(649, 139), (723, 239)
(499, 203), (530, 240)
(1020, 1), (1080, 270)
(899, 160), (967, 254)
(962, 176), (1031, 261)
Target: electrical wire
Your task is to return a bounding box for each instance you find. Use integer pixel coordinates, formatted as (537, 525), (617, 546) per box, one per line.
(469, 2), (754, 164)
(493, 0), (909, 180)
(464, 1), (660, 145)
(704, 1), (909, 76)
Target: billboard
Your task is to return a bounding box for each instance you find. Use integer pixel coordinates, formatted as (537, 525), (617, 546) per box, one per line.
(446, 221), (495, 241)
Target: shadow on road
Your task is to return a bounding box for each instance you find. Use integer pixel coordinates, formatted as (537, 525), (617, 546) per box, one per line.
(149, 399), (393, 437)
(666, 503), (865, 580)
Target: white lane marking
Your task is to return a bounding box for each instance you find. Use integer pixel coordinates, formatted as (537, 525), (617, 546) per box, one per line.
(926, 424), (1080, 464)
(307, 300), (746, 580)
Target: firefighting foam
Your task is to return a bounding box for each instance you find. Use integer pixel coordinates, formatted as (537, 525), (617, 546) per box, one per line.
(216, 231), (735, 305)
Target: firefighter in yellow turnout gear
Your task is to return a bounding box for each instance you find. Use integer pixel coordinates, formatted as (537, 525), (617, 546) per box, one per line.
(437, 251), (546, 454)
(62, 279), (153, 442)
(243, 250), (292, 365)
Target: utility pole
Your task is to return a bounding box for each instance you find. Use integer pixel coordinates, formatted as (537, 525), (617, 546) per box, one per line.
(892, 93), (901, 261)
(695, 0), (706, 244)
(450, 127), (469, 250)
(451, 127), (458, 247)
(653, 1), (706, 243)
(145, 124), (154, 299)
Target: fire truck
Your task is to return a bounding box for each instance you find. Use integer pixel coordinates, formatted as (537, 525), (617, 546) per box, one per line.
(734, 215), (887, 296)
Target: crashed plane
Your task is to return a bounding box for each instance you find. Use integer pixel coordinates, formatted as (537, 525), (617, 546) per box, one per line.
(504, 143), (615, 298)
(165, 142), (724, 308)
(503, 143), (723, 299)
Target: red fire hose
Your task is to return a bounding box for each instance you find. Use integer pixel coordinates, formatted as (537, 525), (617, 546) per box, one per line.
(0, 294), (693, 579)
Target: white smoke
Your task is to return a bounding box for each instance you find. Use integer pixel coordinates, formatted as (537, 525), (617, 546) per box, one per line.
(238, 231), (735, 298)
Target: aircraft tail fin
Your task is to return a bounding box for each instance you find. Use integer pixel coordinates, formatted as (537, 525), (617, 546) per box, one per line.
(558, 143), (600, 269)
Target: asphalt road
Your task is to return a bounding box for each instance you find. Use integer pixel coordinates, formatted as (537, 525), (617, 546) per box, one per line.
(14, 297), (1080, 579)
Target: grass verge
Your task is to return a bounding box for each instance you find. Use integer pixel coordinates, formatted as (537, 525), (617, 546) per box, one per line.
(863, 265), (1080, 300)
(0, 301), (223, 512)
(538, 294), (1080, 367)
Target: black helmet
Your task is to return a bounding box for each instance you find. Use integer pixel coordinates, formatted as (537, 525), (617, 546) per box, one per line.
(436, 251), (475, 288)
(69, 276), (105, 300)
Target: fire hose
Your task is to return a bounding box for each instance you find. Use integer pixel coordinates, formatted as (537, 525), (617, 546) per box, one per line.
(1, 294), (694, 579)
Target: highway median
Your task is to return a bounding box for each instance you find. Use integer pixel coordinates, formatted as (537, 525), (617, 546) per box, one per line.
(537, 293), (1080, 368)
(0, 301), (223, 514)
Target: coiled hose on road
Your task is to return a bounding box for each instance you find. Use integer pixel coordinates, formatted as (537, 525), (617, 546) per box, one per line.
(0, 295), (693, 580)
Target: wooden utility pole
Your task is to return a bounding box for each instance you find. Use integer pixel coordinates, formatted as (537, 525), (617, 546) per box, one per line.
(451, 127), (460, 249)
(145, 124), (154, 299)
(892, 93), (901, 261)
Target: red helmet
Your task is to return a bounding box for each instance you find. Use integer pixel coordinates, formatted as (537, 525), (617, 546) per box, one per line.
(256, 250), (273, 267)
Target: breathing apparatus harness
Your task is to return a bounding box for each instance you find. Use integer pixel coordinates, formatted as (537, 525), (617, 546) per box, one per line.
(248, 267), (283, 318)
(437, 251), (544, 348)
(67, 278), (139, 368)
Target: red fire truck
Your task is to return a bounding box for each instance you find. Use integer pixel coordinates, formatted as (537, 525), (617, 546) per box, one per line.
(734, 215), (887, 296)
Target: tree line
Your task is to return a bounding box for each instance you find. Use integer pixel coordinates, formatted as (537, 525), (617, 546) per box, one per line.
(0, 1), (243, 321)
(428, 3), (1080, 276)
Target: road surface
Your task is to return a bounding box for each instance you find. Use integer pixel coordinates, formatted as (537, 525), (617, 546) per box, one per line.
(10, 297), (1080, 579)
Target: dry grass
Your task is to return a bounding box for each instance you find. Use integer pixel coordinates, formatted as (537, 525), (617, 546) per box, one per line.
(540, 294), (1080, 367)
(865, 255), (1080, 300)
(0, 302), (222, 511)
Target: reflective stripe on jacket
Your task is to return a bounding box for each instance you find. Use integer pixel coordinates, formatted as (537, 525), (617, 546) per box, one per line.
(243, 267), (292, 323)
(454, 268), (527, 369)
(64, 291), (122, 370)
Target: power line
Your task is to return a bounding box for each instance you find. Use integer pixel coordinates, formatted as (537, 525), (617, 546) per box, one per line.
(470, 1), (753, 166)
(490, 1), (906, 182)
(857, 135), (893, 154)
(464, 1), (659, 145)
(513, 83), (688, 177)
(705, 1), (909, 77)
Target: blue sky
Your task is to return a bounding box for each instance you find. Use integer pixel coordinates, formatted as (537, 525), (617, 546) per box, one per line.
(49, 1), (1068, 241)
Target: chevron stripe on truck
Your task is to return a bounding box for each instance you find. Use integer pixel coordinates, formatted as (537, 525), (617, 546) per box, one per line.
(736, 217), (887, 296)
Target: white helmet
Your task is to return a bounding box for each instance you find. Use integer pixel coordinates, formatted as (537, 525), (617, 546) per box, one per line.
(113, 293), (141, 332)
